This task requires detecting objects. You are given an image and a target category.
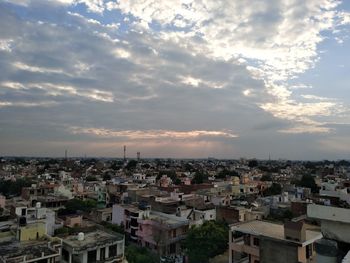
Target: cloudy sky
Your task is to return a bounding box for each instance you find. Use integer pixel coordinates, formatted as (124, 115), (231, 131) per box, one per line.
(1, 0), (350, 159)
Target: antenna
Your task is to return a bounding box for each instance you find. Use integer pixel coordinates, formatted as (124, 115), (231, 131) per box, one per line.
(137, 152), (140, 161)
(123, 145), (126, 161)
(65, 149), (68, 160)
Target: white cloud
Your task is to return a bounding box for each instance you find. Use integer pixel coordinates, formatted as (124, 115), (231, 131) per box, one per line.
(69, 126), (238, 140)
(12, 62), (66, 75)
(113, 48), (131, 59)
(279, 125), (332, 134)
(1, 82), (114, 102)
(108, 0), (349, 133)
(0, 39), (13, 52)
(0, 100), (57, 108)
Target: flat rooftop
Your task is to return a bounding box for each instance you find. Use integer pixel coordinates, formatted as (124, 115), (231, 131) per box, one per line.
(0, 240), (59, 261)
(149, 211), (189, 228)
(232, 220), (285, 240)
(231, 220), (321, 244)
(63, 230), (124, 252)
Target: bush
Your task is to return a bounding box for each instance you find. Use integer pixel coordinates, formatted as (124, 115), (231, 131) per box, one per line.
(125, 245), (158, 263)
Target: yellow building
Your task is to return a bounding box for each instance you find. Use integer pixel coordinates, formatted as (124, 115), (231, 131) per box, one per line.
(17, 221), (46, 241)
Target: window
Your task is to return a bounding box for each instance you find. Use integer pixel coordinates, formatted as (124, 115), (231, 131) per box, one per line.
(232, 231), (244, 242)
(100, 247), (105, 260)
(306, 244), (312, 259)
(253, 238), (259, 247)
(62, 248), (70, 262)
(244, 235), (251, 245)
(170, 243), (176, 254)
(87, 250), (97, 263)
(109, 245), (117, 257)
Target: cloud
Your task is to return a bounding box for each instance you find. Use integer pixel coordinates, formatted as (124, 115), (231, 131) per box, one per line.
(69, 126), (238, 140)
(0, 100), (57, 108)
(107, 0), (349, 133)
(0, 0), (349, 158)
(1, 82), (114, 102)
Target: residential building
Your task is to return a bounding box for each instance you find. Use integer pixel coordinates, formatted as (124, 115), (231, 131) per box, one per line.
(62, 230), (125, 263)
(0, 237), (62, 263)
(307, 204), (350, 262)
(229, 220), (322, 263)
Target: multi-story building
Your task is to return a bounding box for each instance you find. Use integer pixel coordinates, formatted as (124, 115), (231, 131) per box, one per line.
(61, 230), (125, 263)
(136, 210), (189, 257)
(0, 238), (62, 263)
(112, 203), (189, 258)
(229, 220), (322, 263)
(307, 204), (350, 262)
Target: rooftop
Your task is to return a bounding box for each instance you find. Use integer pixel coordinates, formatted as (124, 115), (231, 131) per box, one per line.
(231, 220), (321, 244)
(146, 211), (189, 228)
(63, 230), (124, 252)
(0, 240), (60, 262)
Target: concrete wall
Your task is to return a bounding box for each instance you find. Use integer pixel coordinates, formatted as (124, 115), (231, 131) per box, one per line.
(308, 204), (350, 243)
(65, 215), (83, 227)
(112, 204), (124, 225)
(260, 238), (299, 263)
(18, 222), (46, 241)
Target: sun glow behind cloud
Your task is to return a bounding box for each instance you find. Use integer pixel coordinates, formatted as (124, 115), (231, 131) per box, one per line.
(69, 127), (238, 140)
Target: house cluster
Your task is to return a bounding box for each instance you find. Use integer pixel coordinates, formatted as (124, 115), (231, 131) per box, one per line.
(0, 157), (349, 262)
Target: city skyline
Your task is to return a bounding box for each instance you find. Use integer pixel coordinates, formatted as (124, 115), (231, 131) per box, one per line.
(1, 0), (350, 160)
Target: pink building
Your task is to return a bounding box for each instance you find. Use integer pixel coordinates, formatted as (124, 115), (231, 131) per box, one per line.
(112, 204), (189, 257)
(136, 210), (189, 256)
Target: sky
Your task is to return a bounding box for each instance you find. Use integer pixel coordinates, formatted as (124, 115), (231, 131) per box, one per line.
(0, 0), (350, 160)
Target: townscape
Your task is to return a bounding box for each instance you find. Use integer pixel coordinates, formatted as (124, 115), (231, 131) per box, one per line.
(0, 155), (349, 263)
(1, 0), (350, 262)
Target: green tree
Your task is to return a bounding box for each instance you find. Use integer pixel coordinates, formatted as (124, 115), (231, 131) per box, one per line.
(54, 227), (70, 236)
(183, 221), (228, 263)
(0, 178), (33, 197)
(191, 171), (208, 184)
(248, 159), (258, 168)
(174, 178), (182, 185)
(125, 245), (158, 263)
(86, 175), (97, 181)
(125, 160), (138, 170)
(264, 183), (282, 196)
(298, 174), (318, 193)
(103, 173), (111, 181)
(58, 198), (97, 215)
(260, 174), (272, 181)
(216, 169), (239, 179)
(101, 222), (124, 235)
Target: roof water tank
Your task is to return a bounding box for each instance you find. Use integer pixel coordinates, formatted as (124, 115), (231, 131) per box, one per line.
(77, 232), (85, 241)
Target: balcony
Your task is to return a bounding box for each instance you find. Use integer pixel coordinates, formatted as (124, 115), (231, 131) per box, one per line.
(166, 234), (187, 244)
(231, 238), (259, 257)
(97, 254), (124, 263)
